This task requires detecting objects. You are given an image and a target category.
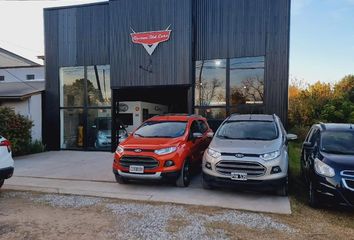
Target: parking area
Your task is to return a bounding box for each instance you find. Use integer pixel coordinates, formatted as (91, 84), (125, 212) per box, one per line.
(3, 151), (291, 214)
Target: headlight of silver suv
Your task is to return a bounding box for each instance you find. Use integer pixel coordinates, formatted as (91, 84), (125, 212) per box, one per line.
(207, 148), (221, 158)
(314, 158), (335, 177)
(260, 150), (280, 161)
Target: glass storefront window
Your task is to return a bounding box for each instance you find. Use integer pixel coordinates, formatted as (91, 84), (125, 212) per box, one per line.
(60, 65), (112, 150)
(60, 67), (85, 107)
(195, 108), (226, 120)
(60, 109), (84, 149)
(195, 59), (226, 106)
(230, 57), (265, 105)
(87, 65), (111, 107)
(87, 109), (112, 150)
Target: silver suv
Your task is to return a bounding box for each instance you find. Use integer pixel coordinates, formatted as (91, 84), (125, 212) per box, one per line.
(202, 114), (297, 196)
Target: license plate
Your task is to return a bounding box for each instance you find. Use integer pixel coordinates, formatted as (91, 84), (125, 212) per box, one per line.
(129, 165), (144, 173)
(231, 172), (247, 181)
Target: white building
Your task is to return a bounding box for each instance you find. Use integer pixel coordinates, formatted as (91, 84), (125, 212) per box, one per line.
(0, 48), (45, 141)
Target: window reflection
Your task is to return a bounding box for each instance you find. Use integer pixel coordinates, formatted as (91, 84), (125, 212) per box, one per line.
(60, 67), (85, 107)
(195, 59), (226, 106)
(230, 57), (264, 105)
(87, 65), (111, 106)
(87, 109), (112, 149)
(60, 109), (84, 149)
(195, 108), (226, 120)
(59, 65), (112, 150)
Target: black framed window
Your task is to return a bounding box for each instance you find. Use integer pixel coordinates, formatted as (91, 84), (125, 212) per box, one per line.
(60, 67), (85, 107)
(59, 65), (111, 150)
(230, 56), (264, 105)
(194, 56), (265, 120)
(60, 109), (84, 149)
(87, 65), (111, 107)
(0, 76), (4, 81)
(195, 59), (226, 107)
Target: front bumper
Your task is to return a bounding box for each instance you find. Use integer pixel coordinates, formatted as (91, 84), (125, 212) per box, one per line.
(312, 174), (354, 207)
(203, 171), (286, 191)
(0, 167), (14, 179)
(113, 169), (179, 181)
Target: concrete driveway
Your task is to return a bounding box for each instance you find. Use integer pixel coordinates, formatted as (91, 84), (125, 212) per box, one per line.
(3, 151), (291, 214)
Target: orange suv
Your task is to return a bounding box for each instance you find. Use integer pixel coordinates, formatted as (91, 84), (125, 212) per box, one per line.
(113, 114), (213, 187)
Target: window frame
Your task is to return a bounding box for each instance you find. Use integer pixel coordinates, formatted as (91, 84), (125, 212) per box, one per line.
(194, 56), (266, 120)
(59, 65), (112, 151)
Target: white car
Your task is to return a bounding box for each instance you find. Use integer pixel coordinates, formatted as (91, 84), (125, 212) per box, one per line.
(0, 136), (14, 188)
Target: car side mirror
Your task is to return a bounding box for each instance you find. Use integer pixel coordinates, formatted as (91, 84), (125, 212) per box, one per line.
(206, 132), (214, 138)
(286, 134), (298, 141)
(192, 132), (203, 139)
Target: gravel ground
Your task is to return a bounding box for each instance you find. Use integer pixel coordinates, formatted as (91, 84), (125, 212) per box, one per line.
(1, 191), (294, 240)
(106, 202), (294, 240)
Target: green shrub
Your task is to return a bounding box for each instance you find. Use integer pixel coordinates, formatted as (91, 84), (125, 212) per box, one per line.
(289, 125), (310, 142)
(0, 107), (33, 156)
(29, 140), (46, 154)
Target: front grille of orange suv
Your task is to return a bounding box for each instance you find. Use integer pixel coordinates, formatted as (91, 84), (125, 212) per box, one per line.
(120, 156), (159, 169)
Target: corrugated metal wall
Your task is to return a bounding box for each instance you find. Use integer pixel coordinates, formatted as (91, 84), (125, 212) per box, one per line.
(109, 0), (193, 88)
(195, 0), (290, 124)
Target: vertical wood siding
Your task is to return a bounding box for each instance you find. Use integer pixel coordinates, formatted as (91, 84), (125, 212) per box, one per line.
(109, 0), (193, 88)
(195, 0), (290, 124)
(44, 10), (60, 149)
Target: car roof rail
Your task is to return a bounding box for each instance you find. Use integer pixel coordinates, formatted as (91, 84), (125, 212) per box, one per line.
(319, 122), (326, 130)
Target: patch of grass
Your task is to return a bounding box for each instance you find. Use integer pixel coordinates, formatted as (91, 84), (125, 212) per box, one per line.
(288, 142), (307, 202)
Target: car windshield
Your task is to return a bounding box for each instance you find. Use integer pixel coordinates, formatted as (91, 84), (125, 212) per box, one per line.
(134, 121), (187, 138)
(321, 131), (354, 155)
(217, 121), (278, 140)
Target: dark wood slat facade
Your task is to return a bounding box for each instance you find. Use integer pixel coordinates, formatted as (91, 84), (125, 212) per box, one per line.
(195, 0), (290, 124)
(109, 0), (193, 88)
(44, 0), (290, 150)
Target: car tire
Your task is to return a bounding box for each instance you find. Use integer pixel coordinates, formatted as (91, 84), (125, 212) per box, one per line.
(114, 174), (129, 184)
(0, 179), (4, 188)
(308, 181), (319, 208)
(276, 178), (288, 196)
(201, 174), (213, 190)
(176, 159), (191, 187)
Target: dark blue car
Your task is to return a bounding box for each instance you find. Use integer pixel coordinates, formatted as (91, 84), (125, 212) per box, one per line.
(301, 123), (354, 208)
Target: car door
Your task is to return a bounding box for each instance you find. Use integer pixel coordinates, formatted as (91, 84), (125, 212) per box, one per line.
(187, 120), (204, 163)
(197, 120), (212, 156)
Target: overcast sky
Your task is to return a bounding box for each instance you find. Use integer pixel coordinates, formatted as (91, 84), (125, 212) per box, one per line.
(0, 0), (353, 84)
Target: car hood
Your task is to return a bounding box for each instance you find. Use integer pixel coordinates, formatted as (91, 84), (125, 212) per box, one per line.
(209, 137), (282, 154)
(321, 152), (354, 169)
(120, 136), (183, 150)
